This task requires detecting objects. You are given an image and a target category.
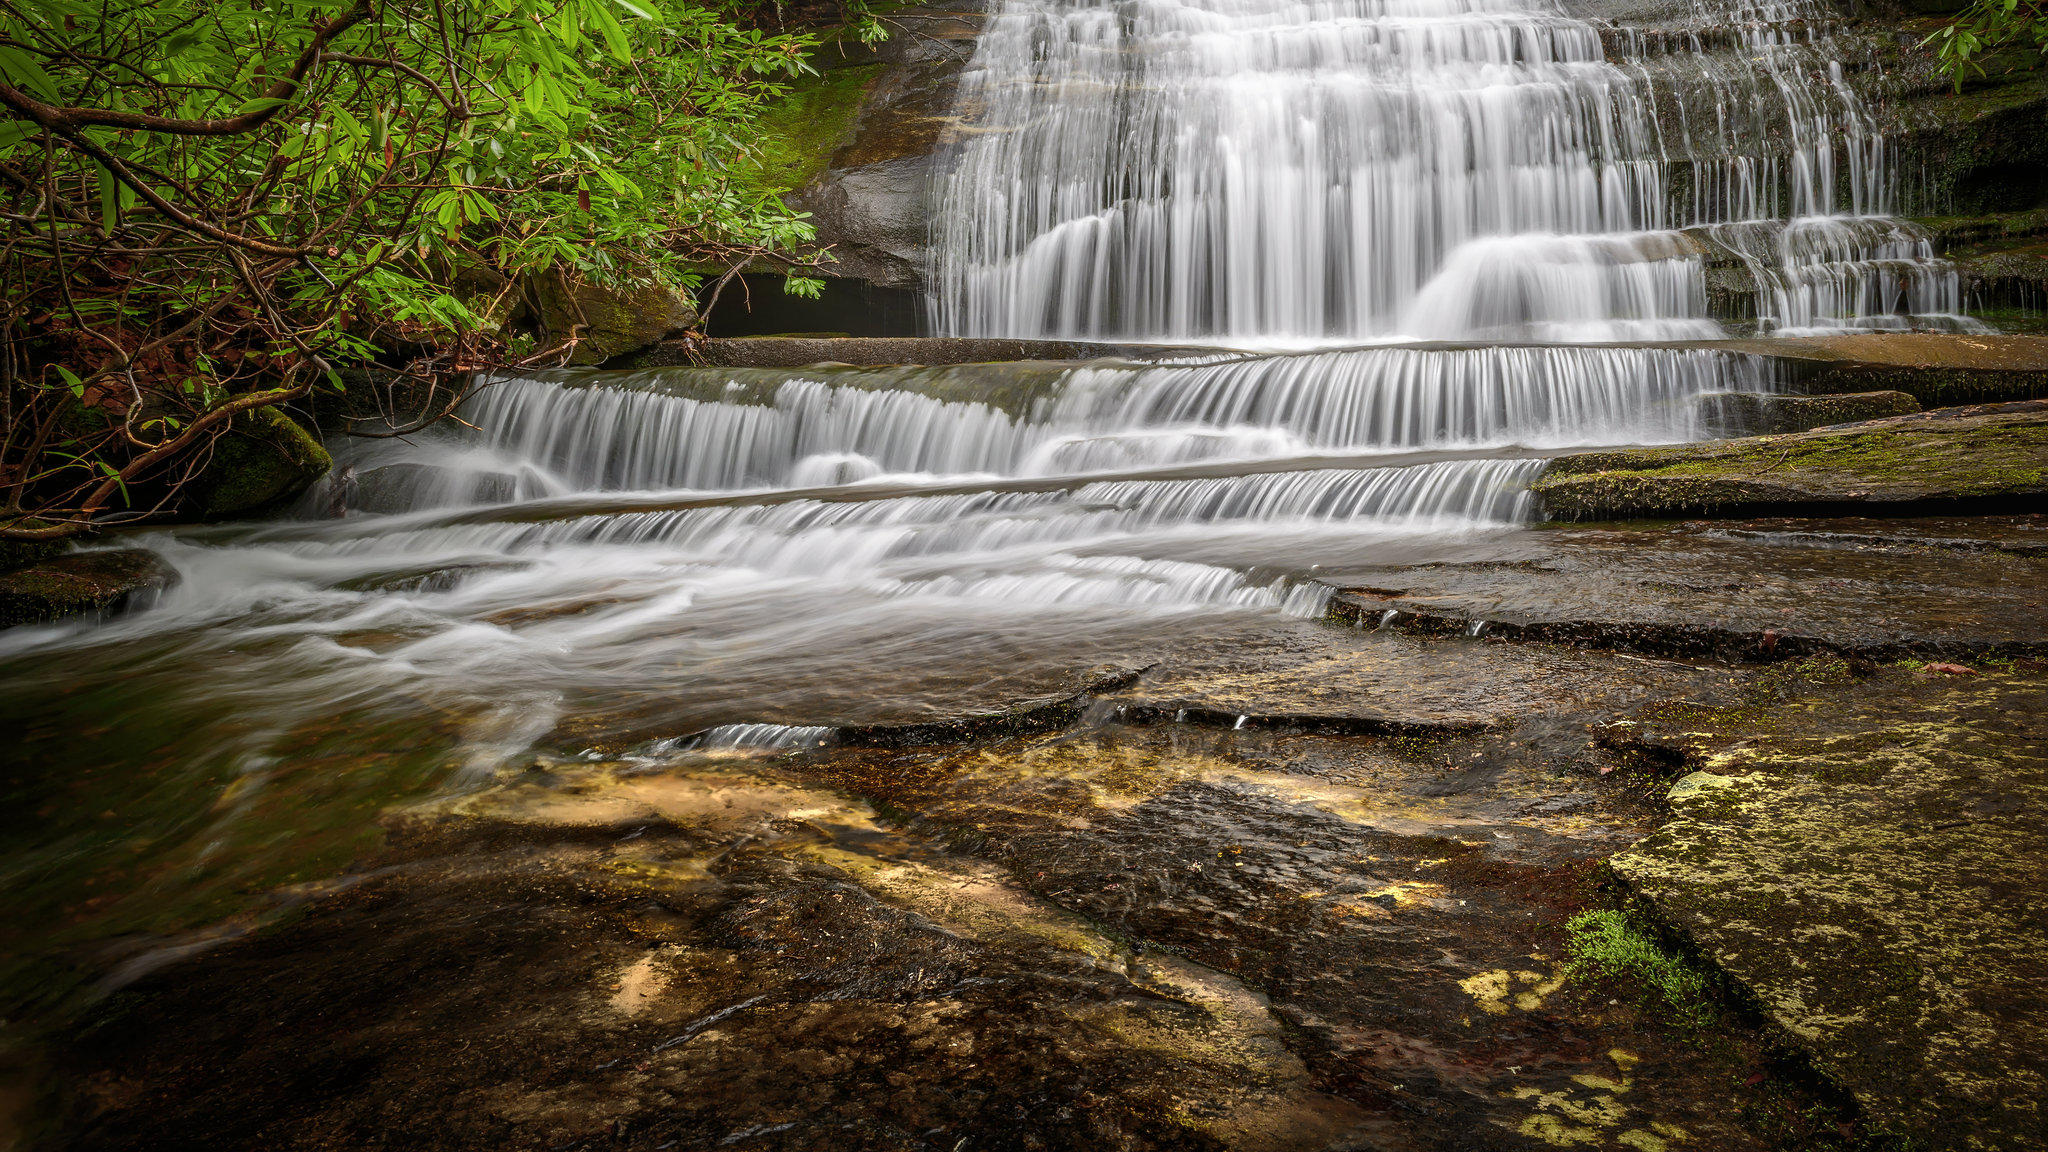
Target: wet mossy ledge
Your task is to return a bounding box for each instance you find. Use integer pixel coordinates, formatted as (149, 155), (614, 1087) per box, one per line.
(1611, 667), (2048, 1151)
(0, 548), (177, 629)
(1535, 400), (2048, 520)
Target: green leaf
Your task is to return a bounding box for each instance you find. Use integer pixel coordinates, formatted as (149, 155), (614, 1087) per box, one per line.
(95, 164), (118, 231)
(232, 95), (293, 116)
(0, 46), (61, 102)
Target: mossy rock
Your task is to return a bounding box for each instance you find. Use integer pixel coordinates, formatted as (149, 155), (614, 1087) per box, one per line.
(736, 62), (887, 193)
(1612, 671), (2048, 1151)
(1536, 402), (2048, 520)
(1698, 390), (1921, 437)
(528, 274), (699, 367)
(188, 406), (333, 519)
(0, 535), (66, 575)
(0, 548), (176, 628)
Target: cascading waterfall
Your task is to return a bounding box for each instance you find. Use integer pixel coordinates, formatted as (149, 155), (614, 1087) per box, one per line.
(324, 346), (1769, 512)
(9, 0), (1985, 1027)
(929, 0), (1981, 339)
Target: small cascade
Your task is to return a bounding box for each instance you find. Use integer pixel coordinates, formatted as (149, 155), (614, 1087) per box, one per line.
(930, 0), (1978, 339)
(326, 346), (1771, 513)
(1698, 217), (1985, 335)
(670, 724), (837, 752)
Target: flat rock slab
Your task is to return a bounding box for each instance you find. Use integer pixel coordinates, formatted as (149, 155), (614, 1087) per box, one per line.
(1735, 333), (2048, 372)
(1533, 402), (2048, 520)
(626, 335), (1216, 368)
(1612, 671), (2048, 1151)
(1323, 517), (2048, 660)
(1112, 619), (1731, 735)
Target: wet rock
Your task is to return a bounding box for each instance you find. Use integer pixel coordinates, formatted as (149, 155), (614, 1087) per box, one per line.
(616, 335), (1210, 369)
(547, 649), (1156, 753)
(528, 272), (699, 367)
(58, 755), (1368, 1152)
(804, 715), (1814, 1149)
(783, 4), (985, 290)
(1534, 400), (2048, 520)
(1612, 670), (2048, 1151)
(1890, 56), (2048, 217)
(1109, 621), (1710, 736)
(1322, 518), (2048, 661)
(1694, 390), (1920, 437)
(0, 548), (177, 628)
(1731, 334), (2048, 406)
(1955, 245), (2048, 316)
(37, 612), (1884, 1150)
(187, 405), (333, 519)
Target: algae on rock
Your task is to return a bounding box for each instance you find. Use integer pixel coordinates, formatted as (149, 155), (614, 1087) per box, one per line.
(1535, 403), (2048, 520)
(1613, 671), (2048, 1151)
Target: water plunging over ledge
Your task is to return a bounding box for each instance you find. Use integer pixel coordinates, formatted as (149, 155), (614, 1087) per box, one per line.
(930, 0), (1983, 341)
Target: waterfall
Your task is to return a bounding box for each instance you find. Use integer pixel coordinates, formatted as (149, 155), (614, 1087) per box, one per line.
(319, 346), (1770, 513)
(929, 0), (1980, 339)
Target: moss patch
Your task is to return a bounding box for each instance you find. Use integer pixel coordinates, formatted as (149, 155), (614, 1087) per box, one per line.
(735, 63), (885, 193)
(1536, 405), (2048, 520)
(1564, 909), (1717, 1032)
(192, 406), (333, 518)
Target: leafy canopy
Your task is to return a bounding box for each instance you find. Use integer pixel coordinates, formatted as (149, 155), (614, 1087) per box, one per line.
(0, 0), (864, 535)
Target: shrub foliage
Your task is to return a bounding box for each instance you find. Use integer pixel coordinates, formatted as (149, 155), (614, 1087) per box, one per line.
(0, 0), (858, 536)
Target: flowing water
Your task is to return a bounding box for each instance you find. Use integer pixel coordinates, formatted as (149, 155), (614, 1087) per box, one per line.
(931, 0), (1980, 340)
(0, 0), (1979, 1013)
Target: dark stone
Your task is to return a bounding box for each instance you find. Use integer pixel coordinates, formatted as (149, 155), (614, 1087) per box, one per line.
(0, 548), (176, 628)
(188, 406), (334, 519)
(528, 273), (699, 367)
(1321, 516), (2048, 662)
(779, 4), (983, 291)
(1695, 390), (1921, 436)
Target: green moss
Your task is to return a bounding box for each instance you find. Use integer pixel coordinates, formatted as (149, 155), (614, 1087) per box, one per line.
(0, 549), (171, 628)
(1565, 909), (1719, 1032)
(1536, 411), (2048, 520)
(736, 63), (885, 193)
(195, 406), (333, 518)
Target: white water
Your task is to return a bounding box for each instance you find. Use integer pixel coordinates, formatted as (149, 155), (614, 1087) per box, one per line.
(930, 0), (1981, 340)
(319, 347), (1764, 507)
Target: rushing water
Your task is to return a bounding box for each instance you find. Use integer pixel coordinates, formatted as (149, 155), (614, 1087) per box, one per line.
(931, 0), (1980, 339)
(0, 0), (1977, 1011)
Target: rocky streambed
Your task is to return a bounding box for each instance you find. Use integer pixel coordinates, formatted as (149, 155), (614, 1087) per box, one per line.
(6, 358), (2045, 1151)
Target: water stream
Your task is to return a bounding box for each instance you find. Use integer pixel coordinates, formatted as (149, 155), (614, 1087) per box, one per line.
(0, 0), (1977, 1011)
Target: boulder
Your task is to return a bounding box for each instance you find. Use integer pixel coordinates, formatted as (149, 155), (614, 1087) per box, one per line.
(780, 3), (985, 290)
(189, 405), (333, 519)
(0, 548), (176, 628)
(527, 273), (699, 367)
